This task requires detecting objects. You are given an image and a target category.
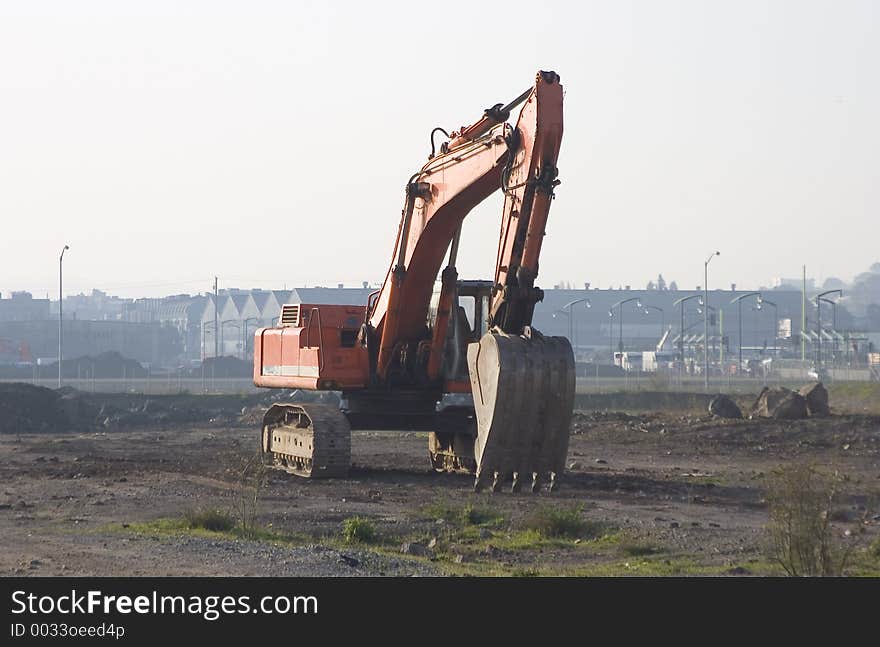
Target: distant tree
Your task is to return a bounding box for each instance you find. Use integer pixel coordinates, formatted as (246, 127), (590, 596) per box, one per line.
(646, 280), (656, 290)
(867, 304), (880, 330)
(848, 270), (880, 318)
(822, 277), (846, 291)
(657, 274), (667, 291)
(870, 262), (880, 273)
(669, 280), (678, 291)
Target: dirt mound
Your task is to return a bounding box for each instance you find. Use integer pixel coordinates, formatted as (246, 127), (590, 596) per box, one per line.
(193, 356), (252, 378)
(49, 352), (148, 379)
(750, 387), (808, 420)
(708, 394), (742, 419)
(0, 385), (308, 434)
(0, 383), (70, 433)
(799, 382), (830, 416)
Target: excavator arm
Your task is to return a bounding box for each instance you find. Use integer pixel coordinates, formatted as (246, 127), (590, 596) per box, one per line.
(368, 71), (565, 376)
(490, 71), (563, 334)
(369, 71), (574, 491)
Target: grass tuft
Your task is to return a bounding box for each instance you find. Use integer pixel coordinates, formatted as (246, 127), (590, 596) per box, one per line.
(522, 504), (600, 539)
(619, 541), (660, 557)
(183, 508), (236, 532)
(342, 516), (377, 544)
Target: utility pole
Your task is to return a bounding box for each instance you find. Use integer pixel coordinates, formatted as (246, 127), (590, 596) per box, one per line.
(801, 265), (806, 362)
(814, 289), (843, 368)
(731, 292), (761, 373)
(704, 251), (720, 391)
(58, 245), (69, 388)
(213, 276), (219, 359)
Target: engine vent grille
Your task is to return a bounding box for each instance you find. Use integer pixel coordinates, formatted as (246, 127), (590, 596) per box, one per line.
(279, 304), (300, 327)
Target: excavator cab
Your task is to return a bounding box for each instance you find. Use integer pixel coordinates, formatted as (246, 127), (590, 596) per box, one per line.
(428, 280), (492, 383)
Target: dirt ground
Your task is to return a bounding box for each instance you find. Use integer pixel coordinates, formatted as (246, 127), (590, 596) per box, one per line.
(1, 387), (879, 577)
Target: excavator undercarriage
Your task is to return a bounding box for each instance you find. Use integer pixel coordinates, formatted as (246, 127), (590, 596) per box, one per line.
(261, 403), (351, 478)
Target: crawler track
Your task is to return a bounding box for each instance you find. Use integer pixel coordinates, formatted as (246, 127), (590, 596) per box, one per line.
(261, 403), (351, 478)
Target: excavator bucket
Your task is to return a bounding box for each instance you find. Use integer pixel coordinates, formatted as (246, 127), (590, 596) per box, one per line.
(467, 329), (575, 493)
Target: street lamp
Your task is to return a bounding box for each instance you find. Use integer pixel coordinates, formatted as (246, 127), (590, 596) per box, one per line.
(730, 291), (762, 372)
(610, 297), (642, 360)
(641, 305), (665, 341)
(607, 309), (614, 359)
(201, 320), (216, 360)
(704, 251), (720, 390)
(672, 294), (702, 364)
(220, 319), (241, 358)
(552, 298), (591, 352)
(755, 296), (778, 356)
(242, 317), (260, 360)
(814, 289), (842, 366)
(816, 297), (839, 361)
(58, 245), (69, 388)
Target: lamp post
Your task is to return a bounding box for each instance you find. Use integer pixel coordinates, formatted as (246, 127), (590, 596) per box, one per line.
(607, 310), (614, 360)
(817, 297), (838, 361)
(553, 298), (591, 353)
(814, 289), (843, 366)
(672, 294), (703, 364)
(610, 297), (642, 362)
(817, 297), (838, 330)
(242, 317), (259, 360)
(220, 319), (241, 358)
(641, 305), (665, 341)
(58, 245), (69, 388)
(201, 321), (216, 360)
(704, 251), (720, 390)
(755, 296), (778, 356)
(730, 292), (761, 372)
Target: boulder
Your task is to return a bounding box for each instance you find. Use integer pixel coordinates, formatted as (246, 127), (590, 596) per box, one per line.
(708, 394), (742, 419)
(400, 542), (430, 557)
(798, 382), (830, 416)
(750, 387), (809, 420)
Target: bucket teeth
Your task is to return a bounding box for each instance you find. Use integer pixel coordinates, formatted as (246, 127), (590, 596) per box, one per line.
(510, 471), (521, 493)
(472, 468), (560, 493)
(490, 470), (501, 493)
(530, 472), (540, 493)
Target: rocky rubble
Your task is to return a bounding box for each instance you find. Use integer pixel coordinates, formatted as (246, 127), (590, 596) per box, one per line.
(750, 385), (815, 420)
(708, 394), (743, 419)
(799, 382), (830, 416)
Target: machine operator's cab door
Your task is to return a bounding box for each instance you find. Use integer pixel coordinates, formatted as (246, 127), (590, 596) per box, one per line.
(428, 280), (493, 381)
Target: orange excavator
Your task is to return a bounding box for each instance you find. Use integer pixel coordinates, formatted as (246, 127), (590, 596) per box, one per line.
(253, 71), (574, 492)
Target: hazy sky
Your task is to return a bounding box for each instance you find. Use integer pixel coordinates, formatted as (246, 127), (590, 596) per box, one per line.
(2, 0), (877, 299)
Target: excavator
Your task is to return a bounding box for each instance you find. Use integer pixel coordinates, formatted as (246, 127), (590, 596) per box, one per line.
(253, 71), (574, 492)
